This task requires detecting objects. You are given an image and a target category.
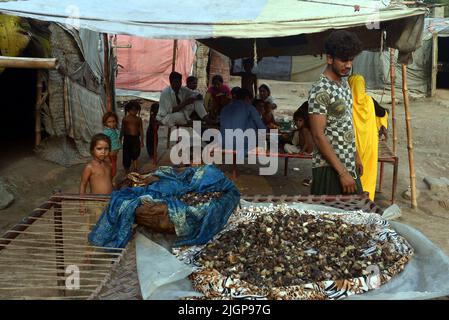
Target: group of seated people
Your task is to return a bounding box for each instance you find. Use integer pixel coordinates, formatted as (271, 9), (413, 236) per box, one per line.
(155, 67), (313, 157)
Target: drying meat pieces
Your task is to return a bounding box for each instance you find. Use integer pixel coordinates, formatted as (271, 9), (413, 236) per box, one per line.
(197, 208), (407, 287)
(180, 192), (223, 207)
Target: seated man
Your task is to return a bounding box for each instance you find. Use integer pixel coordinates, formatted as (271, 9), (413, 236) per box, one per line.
(157, 72), (208, 127)
(220, 88), (266, 156)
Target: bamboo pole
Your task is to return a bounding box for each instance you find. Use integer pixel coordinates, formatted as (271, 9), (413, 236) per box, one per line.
(0, 56), (58, 69)
(401, 64), (418, 209)
(35, 71), (43, 146)
(103, 34), (113, 112)
(172, 39), (178, 72)
(390, 48), (397, 155)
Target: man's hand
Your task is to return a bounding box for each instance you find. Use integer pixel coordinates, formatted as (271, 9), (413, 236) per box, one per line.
(355, 158), (363, 177)
(141, 140), (144, 148)
(339, 172), (357, 194)
(379, 126), (388, 141)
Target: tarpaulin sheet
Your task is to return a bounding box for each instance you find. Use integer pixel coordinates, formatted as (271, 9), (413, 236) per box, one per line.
(65, 77), (105, 147)
(116, 37), (195, 92)
(88, 165), (241, 248)
(0, 1), (425, 57)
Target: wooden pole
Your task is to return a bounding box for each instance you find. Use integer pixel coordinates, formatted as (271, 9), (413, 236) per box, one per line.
(401, 64), (418, 209)
(172, 39), (178, 72)
(35, 71), (44, 147)
(53, 197), (66, 296)
(390, 48), (397, 155)
(103, 34), (113, 112)
(0, 56), (57, 69)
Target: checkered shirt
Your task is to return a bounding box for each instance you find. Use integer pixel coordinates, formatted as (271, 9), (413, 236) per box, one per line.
(308, 75), (357, 176)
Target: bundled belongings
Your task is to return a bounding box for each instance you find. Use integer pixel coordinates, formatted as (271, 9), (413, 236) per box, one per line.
(117, 172), (160, 189)
(88, 165), (241, 248)
(135, 199), (173, 234)
(174, 204), (414, 300)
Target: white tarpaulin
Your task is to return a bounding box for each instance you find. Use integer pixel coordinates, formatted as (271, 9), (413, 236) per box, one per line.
(0, 0), (426, 60)
(0, 0), (424, 39)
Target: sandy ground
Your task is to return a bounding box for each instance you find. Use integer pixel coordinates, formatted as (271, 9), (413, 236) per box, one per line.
(1, 79), (449, 261)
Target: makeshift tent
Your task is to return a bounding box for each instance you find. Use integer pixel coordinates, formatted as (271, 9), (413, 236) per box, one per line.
(0, 13), (109, 166)
(352, 18), (449, 96)
(0, 0), (427, 208)
(115, 37), (196, 92)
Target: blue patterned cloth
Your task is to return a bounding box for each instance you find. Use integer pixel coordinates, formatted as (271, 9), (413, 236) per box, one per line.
(88, 165), (241, 248)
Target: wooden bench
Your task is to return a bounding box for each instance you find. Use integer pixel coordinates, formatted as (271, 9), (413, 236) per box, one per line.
(226, 140), (398, 205)
(377, 140), (399, 204)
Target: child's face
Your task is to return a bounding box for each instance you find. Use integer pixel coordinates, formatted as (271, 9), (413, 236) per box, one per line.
(259, 87), (269, 100)
(243, 62), (253, 72)
(105, 116), (117, 129)
(295, 118), (305, 129)
(129, 108), (138, 116)
(187, 80), (198, 91)
(92, 140), (110, 161)
(255, 102), (264, 115)
(212, 80), (222, 90)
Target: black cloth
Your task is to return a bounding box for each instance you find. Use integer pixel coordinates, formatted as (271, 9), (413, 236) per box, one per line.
(311, 166), (363, 196)
(146, 118), (157, 158)
(372, 98), (388, 118)
(123, 135), (141, 169)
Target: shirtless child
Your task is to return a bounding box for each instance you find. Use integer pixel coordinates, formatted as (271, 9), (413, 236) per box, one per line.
(231, 58), (258, 98)
(80, 133), (113, 195)
(79, 132), (113, 236)
(121, 101), (144, 173)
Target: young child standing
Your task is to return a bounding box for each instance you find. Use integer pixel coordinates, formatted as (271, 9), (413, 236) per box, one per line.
(102, 112), (121, 178)
(231, 58), (258, 98)
(121, 101), (144, 173)
(79, 133), (113, 262)
(80, 133), (113, 195)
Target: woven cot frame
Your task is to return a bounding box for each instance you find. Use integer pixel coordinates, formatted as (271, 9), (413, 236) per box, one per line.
(0, 193), (126, 300)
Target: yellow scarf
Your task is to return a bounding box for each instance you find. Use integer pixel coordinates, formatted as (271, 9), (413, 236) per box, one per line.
(348, 74), (378, 200)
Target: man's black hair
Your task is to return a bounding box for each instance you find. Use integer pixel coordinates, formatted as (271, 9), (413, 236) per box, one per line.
(169, 71), (182, 82)
(126, 100), (141, 111)
(236, 88), (251, 100)
(211, 74), (224, 84)
(186, 76), (197, 84)
(231, 86), (241, 96)
(252, 98), (264, 106)
(324, 30), (362, 61)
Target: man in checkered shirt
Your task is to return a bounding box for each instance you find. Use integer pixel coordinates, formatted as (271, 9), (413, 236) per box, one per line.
(308, 30), (364, 195)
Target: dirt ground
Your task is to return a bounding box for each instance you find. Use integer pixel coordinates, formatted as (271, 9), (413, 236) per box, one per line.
(1, 78), (449, 260)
